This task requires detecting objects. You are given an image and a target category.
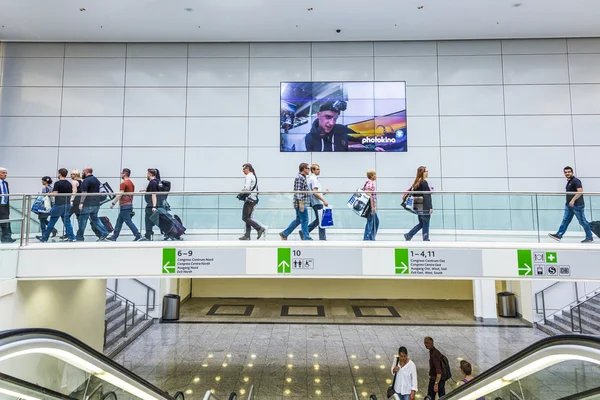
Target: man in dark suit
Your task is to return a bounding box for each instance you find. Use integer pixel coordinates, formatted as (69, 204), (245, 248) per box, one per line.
(0, 167), (16, 243)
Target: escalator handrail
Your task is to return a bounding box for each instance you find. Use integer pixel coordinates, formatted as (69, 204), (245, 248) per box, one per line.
(0, 328), (175, 400)
(100, 392), (118, 400)
(440, 334), (600, 400)
(0, 371), (79, 400)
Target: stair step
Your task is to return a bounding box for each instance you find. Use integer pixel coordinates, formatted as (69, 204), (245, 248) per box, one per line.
(546, 316), (577, 334)
(105, 305), (128, 324)
(104, 319), (155, 358)
(105, 300), (121, 314)
(560, 308), (600, 332)
(104, 313), (149, 348)
(536, 323), (564, 337)
(581, 300), (600, 314)
(105, 294), (113, 305)
(106, 313), (147, 336)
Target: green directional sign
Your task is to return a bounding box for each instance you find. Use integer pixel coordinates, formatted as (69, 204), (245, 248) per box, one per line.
(517, 249), (533, 276)
(546, 252), (557, 263)
(394, 248), (410, 275)
(277, 248), (291, 274)
(162, 248), (176, 274)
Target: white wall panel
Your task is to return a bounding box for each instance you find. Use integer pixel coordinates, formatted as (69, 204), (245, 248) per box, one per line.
(57, 147), (122, 176)
(0, 147), (58, 177)
(186, 117), (248, 147)
(249, 58), (311, 87)
(187, 88), (248, 117)
(185, 148), (248, 178)
(376, 147), (441, 178)
(63, 58), (126, 86)
(312, 57), (374, 81)
(567, 38), (600, 54)
(503, 55), (569, 84)
(62, 88), (124, 116)
(250, 43), (311, 58)
(573, 115), (600, 145)
(406, 86), (438, 116)
(248, 148), (308, 178)
(570, 85), (600, 114)
(65, 43), (126, 58)
(122, 147), (185, 178)
(443, 178), (509, 191)
(124, 88), (186, 117)
(438, 56), (502, 85)
(374, 41), (437, 57)
(123, 117), (185, 147)
(437, 40), (501, 56)
(504, 85), (571, 115)
(574, 147), (600, 177)
(508, 178), (564, 192)
(439, 86), (504, 116)
(2, 58), (63, 86)
(0, 117), (60, 147)
(0, 87), (62, 116)
(3, 43), (64, 58)
(188, 58), (249, 87)
(505, 116), (573, 146)
(249, 117), (280, 147)
(569, 54), (600, 84)
(126, 43), (187, 58)
(249, 87), (280, 117)
(125, 58), (187, 87)
(374, 56), (437, 85)
(312, 42), (373, 57)
(507, 147), (575, 178)
(189, 43), (249, 57)
(312, 152), (376, 178)
(440, 116), (506, 146)
(441, 147), (508, 178)
(405, 116), (440, 147)
(60, 117), (123, 147)
(502, 39), (567, 55)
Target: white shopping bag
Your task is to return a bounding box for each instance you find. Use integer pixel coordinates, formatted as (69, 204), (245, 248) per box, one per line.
(347, 189), (371, 217)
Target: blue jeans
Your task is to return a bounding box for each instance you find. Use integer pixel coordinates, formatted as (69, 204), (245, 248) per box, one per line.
(111, 205), (140, 240)
(76, 204), (108, 241)
(282, 207), (311, 240)
(407, 213), (431, 241)
(42, 204), (75, 241)
(399, 395), (410, 400)
(308, 204), (327, 240)
(557, 205), (593, 239)
(363, 212), (379, 241)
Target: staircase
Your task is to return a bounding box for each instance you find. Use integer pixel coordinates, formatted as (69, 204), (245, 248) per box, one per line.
(536, 295), (600, 336)
(104, 290), (154, 358)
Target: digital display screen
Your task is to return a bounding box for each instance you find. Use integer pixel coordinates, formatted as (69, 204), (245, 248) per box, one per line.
(280, 81), (407, 152)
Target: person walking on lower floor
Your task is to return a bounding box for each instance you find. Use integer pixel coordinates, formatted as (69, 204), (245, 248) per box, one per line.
(0, 168), (16, 244)
(306, 164), (328, 240)
(280, 163), (312, 241)
(391, 346), (418, 400)
(405, 166), (433, 242)
(38, 169), (76, 242)
(239, 163), (265, 240)
(76, 167), (109, 241)
(425, 336), (446, 400)
(363, 170), (379, 241)
(549, 166), (594, 243)
(109, 168), (143, 242)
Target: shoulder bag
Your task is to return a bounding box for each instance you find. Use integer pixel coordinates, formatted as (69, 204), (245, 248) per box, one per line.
(387, 357), (400, 399)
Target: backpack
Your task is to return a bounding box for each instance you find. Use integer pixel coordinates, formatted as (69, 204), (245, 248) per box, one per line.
(155, 168), (171, 201)
(440, 352), (452, 381)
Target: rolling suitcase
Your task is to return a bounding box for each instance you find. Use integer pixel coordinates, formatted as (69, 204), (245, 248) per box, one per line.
(591, 221), (600, 239)
(160, 213), (186, 240)
(91, 216), (113, 237)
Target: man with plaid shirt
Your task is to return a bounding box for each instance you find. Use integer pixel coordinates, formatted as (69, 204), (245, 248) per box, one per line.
(280, 163), (313, 240)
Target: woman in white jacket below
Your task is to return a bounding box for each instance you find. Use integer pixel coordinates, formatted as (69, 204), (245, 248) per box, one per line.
(391, 346), (418, 400)
(239, 163), (265, 240)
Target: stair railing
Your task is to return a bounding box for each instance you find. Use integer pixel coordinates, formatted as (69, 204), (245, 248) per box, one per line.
(106, 288), (152, 339)
(570, 291), (600, 333)
(534, 282), (578, 324)
(113, 279), (156, 316)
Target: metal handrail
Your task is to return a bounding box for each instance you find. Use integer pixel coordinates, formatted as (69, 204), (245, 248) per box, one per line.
(114, 279), (156, 316)
(570, 291), (600, 333)
(247, 385), (254, 399)
(534, 282), (578, 324)
(99, 392), (117, 400)
(85, 382), (104, 400)
(353, 385), (359, 400)
(106, 287), (151, 339)
(173, 392), (185, 400)
(203, 391), (222, 400)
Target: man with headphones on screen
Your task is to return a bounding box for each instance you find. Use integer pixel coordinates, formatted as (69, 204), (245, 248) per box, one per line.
(304, 99), (355, 152)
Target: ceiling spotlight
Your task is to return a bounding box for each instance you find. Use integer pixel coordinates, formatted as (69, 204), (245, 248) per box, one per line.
(512, 2), (522, 6)
(79, 7), (86, 11)
(184, 7), (194, 12)
(417, 5), (424, 9)
(307, 7), (313, 11)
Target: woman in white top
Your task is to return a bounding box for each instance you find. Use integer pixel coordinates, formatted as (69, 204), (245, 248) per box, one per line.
(391, 346), (418, 400)
(239, 163), (265, 240)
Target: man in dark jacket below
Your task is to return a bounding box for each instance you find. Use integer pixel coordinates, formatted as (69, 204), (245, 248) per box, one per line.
(0, 167), (16, 243)
(424, 336), (446, 400)
(76, 167), (109, 241)
(304, 99), (354, 152)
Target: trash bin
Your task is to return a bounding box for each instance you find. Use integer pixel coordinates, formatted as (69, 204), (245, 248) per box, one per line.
(497, 292), (517, 318)
(162, 294), (181, 321)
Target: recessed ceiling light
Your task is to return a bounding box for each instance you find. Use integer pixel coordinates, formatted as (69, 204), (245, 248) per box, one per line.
(184, 7), (194, 12)
(512, 2), (522, 7)
(79, 8), (86, 11)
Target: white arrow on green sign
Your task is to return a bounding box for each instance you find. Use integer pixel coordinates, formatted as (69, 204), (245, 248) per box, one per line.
(517, 249), (533, 276)
(278, 248), (291, 274)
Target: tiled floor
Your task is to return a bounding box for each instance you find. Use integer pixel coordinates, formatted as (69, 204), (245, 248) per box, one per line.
(114, 323), (556, 400)
(177, 298), (529, 326)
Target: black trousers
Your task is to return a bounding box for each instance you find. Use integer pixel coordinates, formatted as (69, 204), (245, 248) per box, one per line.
(242, 201), (262, 237)
(0, 204), (12, 240)
(427, 378), (446, 400)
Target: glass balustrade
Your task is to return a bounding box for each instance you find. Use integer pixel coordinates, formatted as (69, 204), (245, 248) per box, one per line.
(1, 191), (598, 245)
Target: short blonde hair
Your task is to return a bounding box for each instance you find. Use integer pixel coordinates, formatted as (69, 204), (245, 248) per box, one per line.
(70, 170), (81, 179)
(366, 170), (376, 179)
(311, 164), (320, 173)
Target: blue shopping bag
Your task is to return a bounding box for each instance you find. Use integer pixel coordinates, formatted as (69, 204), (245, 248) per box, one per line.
(318, 207), (334, 228)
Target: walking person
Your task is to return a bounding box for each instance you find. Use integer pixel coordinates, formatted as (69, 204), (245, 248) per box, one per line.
(363, 170), (379, 241)
(238, 163), (265, 240)
(306, 164), (328, 240)
(0, 167), (16, 244)
(76, 167), (109, 241)
(37, 169), (76, 243)
(404, 166), (433, 242)
(424, 336), (446, 400)
(143, 168), (162, 240)
(280, 163), (312, 241)
(108, 168), (143, 242)
(390, 346), (418, 400)
(38, 176), (57, 238)
(63, 170), (83, 240)
(549, 166), (594, 243)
